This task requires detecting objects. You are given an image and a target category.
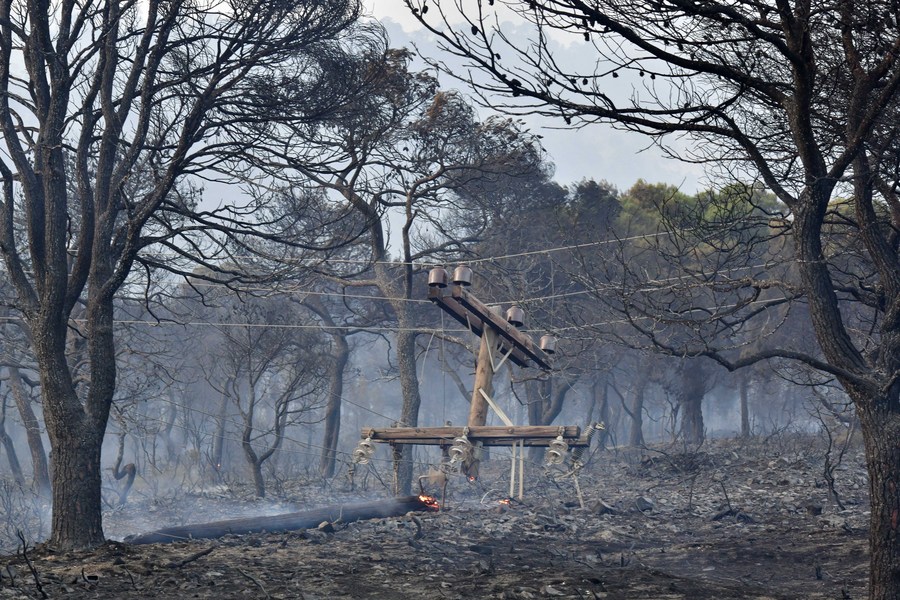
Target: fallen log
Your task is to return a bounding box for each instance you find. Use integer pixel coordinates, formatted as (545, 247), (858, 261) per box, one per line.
(125, 495), (437, 545)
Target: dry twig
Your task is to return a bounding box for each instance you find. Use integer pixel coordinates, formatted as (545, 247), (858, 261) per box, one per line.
(237, 567), (270, 599)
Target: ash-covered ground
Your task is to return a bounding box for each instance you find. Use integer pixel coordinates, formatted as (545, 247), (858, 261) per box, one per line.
(0, 434), (870, 599)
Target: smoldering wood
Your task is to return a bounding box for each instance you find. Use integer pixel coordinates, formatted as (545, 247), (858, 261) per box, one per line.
(362, 425), (587, 446)
(125, 496), (437, 545)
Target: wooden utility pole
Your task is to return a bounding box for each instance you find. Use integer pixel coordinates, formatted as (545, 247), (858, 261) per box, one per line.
(355, 266), (583, 497)
(468, 329), (495, 428)
(427, 266), (555, 481)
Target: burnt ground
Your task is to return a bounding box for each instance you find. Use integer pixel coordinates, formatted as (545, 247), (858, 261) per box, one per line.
(0, 434), (870, 599)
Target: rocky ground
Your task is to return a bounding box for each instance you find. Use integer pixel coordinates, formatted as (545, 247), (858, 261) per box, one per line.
(0, 433), (871, 599)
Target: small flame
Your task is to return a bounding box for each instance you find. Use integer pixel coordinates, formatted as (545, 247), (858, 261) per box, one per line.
(499, 498), (511, 506)
(418, 494), (440, 510)
(467, 475), (476, 482)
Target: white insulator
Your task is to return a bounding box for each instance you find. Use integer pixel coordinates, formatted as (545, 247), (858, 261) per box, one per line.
(544, 436), (569, 465)
(539, 335), (558, 354)
(352, 438), (376, 464)
(352, 448), (371, 465)
(449, 436), (472, 463)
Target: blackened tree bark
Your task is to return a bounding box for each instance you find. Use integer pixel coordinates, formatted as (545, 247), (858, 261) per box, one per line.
(677, 360), (707, 445)
(624, 377), (647, 447)
(739, 373), (751, 439)
(0, 392), (24, 486)
(524, 374), (574, 460)
(6, 367), (50, 495)
(525, 375), (571, 427)
(590, 377), (611, 449)
(320, 332), (350, 479)
(303, 295), (358, 479)
(209, 394), (232, 481)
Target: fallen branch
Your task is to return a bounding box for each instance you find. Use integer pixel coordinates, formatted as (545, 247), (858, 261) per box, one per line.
(165, 545), (216, 568)
(16, 530), (47, 600)
(237, 567), (270, 599)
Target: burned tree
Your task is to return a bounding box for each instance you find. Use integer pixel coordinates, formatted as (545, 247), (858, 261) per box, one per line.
(0, 388), (24, 487)
(0, 0), (379, 550)
(201, 294), (329, 498)
(409, 1), (900, 596)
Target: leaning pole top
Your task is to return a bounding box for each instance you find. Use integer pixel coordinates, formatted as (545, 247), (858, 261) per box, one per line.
(426, 265), (554, 370)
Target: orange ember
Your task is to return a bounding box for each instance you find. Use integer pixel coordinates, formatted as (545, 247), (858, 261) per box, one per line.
(498, 498), (511, 505)
(418, 494), (440, 510)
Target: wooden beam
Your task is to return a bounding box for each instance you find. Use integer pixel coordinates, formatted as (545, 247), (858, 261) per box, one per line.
(361, 425), (587, 447)
(451, 286), (551, 370)
(428, 287), (484, 336)
(368, 437), (589, 447)
(428, 287), (532, 367)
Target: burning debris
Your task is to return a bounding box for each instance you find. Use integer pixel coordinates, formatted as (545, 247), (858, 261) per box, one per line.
(417, 495), (440, 510)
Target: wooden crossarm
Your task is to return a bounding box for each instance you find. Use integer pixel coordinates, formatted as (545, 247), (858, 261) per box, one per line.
(361, 425), (586, 447)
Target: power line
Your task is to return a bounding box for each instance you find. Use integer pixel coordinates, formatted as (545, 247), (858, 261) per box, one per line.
(130, 230), (677, 269)
(0, 265), (789, 336)
(0, 314), (459, 334)
(174, 281), (433, 304)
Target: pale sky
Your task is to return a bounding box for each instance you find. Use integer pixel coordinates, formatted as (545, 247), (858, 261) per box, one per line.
(364, 0), (705, 194)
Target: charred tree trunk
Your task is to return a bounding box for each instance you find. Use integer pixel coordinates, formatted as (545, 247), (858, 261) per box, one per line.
(0, 430), (24, 485)
(795, 188), (900, 599)
(210, 393), (228, 481)
(625, 378), (647, 447)
(678, 360), (706, 445)
(36, 297), (114, 550)
(46, 418), (106, 549)
(111, 430), (136, 507)
(244, 447), (266, 498)
(240, 390), (268, 498)
(320, 330), (349, 478)
(594, 379), (611, 449)
(526, 375), (571, 426)
(0, 396), (24, 486)
(162, 395), (178, 468)
(524, 375), (574, 460)
(739, 373), (751, 439)
(857, 397), (900, 600)
(237, 372), (263, 496)
(7, 367), (50, 495)
(394, 327), (422, 495)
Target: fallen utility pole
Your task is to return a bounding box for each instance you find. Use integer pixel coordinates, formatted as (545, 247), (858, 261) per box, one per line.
(125, 495), (437, 544)
(355, 266), (586, 499)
